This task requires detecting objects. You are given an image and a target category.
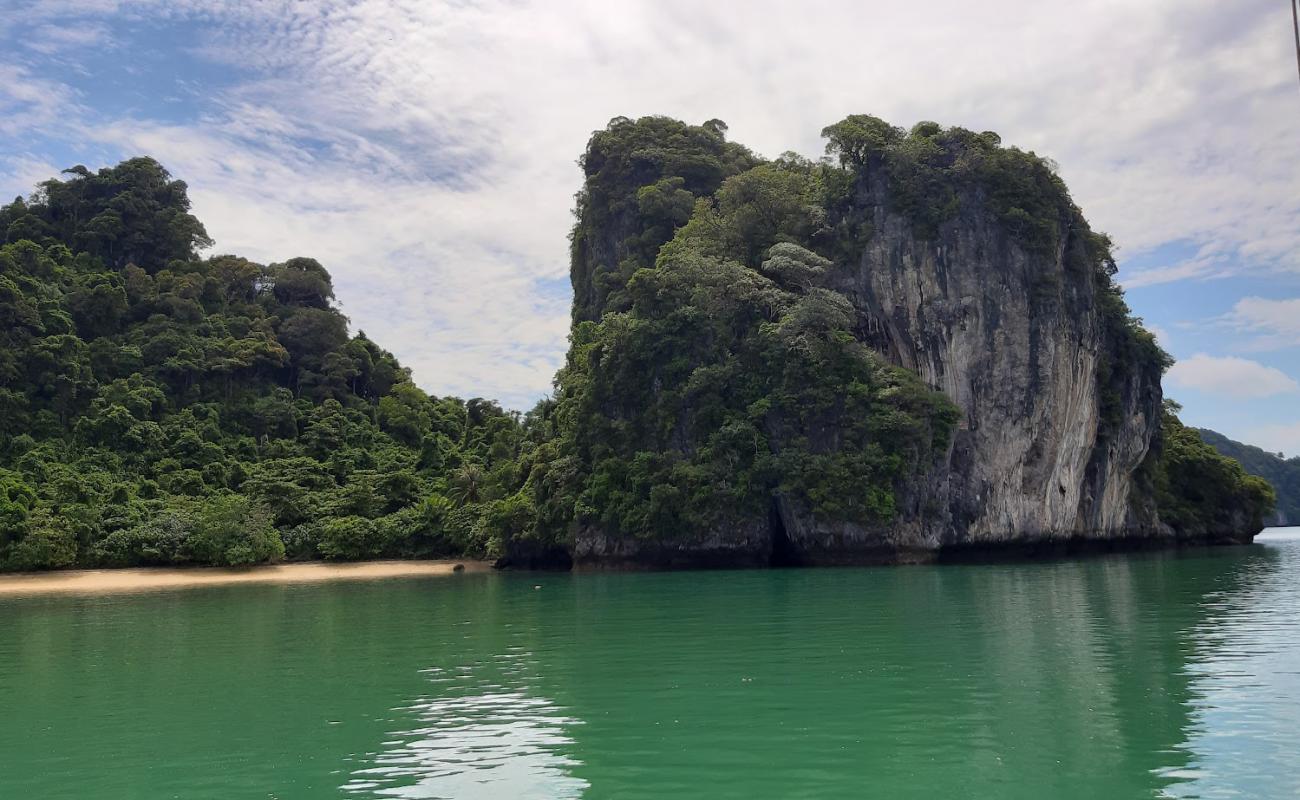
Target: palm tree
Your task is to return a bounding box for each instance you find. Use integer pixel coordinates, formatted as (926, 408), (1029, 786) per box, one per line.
(447, 464), (486, 507)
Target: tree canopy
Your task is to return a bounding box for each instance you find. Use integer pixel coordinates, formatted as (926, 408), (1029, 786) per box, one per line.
(0, 158), (536, 569)
(1195, 428), (1300, 525)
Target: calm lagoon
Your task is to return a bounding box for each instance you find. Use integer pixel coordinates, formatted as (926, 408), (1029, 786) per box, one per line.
(3, 530), (1300, 798)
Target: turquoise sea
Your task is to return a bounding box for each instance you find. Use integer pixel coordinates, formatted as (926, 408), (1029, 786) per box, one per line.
(3, 529), (1299, 798)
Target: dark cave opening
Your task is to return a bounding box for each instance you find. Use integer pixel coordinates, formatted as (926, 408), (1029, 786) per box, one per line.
(769, 498), (802, 568)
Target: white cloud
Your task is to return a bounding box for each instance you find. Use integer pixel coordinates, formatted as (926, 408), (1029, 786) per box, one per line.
(23, 22), (112, 54)
(1166, 354), (1299, 399)
(0, 63), (80, 138)
(0, 154), (63, 203)
(2, 0), (1299, 405)
(1222, 296), (1300, 350)
(1119, 245), (1237, 290)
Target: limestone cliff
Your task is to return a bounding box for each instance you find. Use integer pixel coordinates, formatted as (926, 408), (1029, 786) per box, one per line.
(535, 115), (1264, 569)
(794, 158), (1166, 555)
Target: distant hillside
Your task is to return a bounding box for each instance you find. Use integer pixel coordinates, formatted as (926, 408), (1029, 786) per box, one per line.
(1197, 429), (1300, 526)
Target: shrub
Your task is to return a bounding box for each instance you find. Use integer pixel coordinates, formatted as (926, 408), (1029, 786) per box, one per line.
(3, 509), (78, 570)
(186, 495), (284, 566)
(317, 515), (380, 561)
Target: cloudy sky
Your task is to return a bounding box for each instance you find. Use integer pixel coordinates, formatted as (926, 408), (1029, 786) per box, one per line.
(2, 0), (1299, 453)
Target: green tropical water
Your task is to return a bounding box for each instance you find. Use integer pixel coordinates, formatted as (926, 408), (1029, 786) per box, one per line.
(3, 532), (1300, 799)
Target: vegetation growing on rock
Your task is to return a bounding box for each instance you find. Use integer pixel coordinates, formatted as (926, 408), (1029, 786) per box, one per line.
(543, 115), (1269, 559)
(530, 119), (967, 556)
(570, 116), (758, 321)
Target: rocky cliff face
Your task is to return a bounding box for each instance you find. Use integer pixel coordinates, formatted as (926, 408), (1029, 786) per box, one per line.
(805, 165), (1165, 553)
(547, 116), (1259, 569)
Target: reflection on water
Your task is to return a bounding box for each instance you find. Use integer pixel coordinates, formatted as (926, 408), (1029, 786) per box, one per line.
(343, 647), (586, 799)
(340, 532), (1300, 800)
(341, 688), (586, 799)
(1164, 530), (1300, 798)
(3, 531), (1300, 798)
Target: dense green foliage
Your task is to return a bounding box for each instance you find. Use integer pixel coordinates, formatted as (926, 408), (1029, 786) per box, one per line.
(0, 119), (1269, 571)
(822, 117), (1082, 253)
(543, 114), (1231, 555)
(522, 117), (963, 552)
(570, 116), (758, 320)
(0, 159), (535, 570)
(1196, 428), (1299, 525)
(1151, 404), (1275, 535)
(538, 245), (958, 542)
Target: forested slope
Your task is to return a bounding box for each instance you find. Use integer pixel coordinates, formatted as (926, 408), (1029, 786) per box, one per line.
(0, 159), (536, 570)
(1196, 429), (1299, 526)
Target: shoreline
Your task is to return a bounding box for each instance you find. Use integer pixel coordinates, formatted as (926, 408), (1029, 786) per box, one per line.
(0, 560), (493, 597)
(3, 529), (1294, 596)
(568, 530), (1274, 572)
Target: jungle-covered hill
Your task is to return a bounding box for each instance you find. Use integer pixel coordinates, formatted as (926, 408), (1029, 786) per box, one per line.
(0, 158), (539, 570)
(1196, 428), (1299, 526)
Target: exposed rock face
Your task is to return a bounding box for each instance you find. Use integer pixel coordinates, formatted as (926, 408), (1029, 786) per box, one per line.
(574, 518), (774, 569)
(800, 168), (1166, 555)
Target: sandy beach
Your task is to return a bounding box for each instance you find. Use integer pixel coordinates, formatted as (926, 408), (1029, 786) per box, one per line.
(0, 560), (493, 597)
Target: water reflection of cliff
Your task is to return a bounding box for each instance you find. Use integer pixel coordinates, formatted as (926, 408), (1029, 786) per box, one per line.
(546, 547), (1285, 798)
(341, 541), (1289, 799)
(918, 547), (1284, 798)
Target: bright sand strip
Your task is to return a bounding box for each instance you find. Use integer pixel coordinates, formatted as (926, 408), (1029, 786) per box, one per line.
(0, 560), (493, 597)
